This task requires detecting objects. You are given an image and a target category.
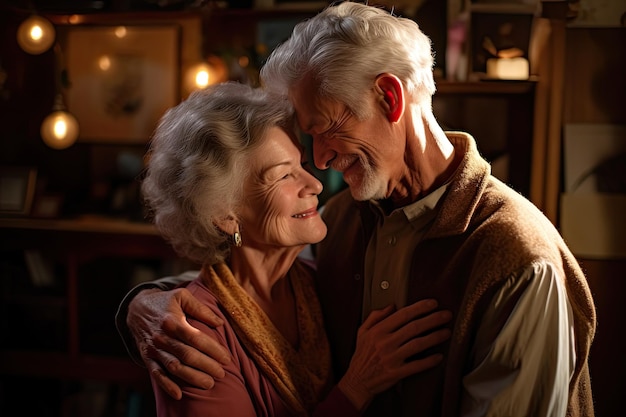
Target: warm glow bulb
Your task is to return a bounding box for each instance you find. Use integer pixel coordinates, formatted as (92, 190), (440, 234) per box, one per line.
(238, 56), (249, 68)
(184, 62), (214, 95)
(195, 69), (210, 88)
(183, 57), (229, 97)
(30, 25), (43, 40)
(53, 119), (67, 137)
(115, 26), (127, 38)
(17, 15), (56, 55)
(99, 55), (111, 71)
(41, 111), (79, 149)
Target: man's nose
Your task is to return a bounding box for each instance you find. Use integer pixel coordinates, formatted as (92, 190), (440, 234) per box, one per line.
(312, 135), (335, 170)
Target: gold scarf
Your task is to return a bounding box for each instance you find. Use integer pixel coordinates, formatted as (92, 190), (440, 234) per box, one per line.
(201, 261), (332, 416)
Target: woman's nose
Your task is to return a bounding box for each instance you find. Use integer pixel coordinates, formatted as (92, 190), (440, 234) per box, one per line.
(302, 170), (323, 196)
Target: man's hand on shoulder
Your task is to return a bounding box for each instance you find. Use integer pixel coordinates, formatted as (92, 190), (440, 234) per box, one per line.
(128, 287), (231, 399)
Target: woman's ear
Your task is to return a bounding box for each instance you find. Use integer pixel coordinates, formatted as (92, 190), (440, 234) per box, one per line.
(375, 74), (404, 123)
(215, 214), (239, 235)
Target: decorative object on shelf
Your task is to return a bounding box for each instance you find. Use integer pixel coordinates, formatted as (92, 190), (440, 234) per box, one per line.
(41, 43), (79, 149)
(17, 14), (56, 55)
(468, 1), (536, 80)
(63, 24), (180, 143)
(486, 56), (529, 80)
(0, 167), (37, 216)
(483, 36), (529, 80)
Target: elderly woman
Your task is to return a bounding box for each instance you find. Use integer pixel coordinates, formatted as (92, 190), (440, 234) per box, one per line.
(138, 82), (451, 416)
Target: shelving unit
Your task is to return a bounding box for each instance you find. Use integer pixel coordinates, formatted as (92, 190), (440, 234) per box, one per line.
(434, 79), (537, 197)
(0, 217), (191, 416)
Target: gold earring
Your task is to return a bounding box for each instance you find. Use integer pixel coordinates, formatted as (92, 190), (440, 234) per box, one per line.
(232, 231), (242, 247)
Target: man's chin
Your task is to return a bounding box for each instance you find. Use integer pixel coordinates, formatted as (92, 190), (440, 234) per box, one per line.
(346, 179), (385, 201)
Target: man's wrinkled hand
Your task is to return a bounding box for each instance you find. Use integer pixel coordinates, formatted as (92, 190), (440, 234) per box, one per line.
(127, 287), (231, 400)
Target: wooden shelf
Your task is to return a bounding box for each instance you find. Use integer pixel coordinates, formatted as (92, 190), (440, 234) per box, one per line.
(0, 216), (174, 262)
(0, 216), (158, 235)
(0, 215), (189, 368)
(1, 293), (66, 308)
(469, 2), (538, 15)
(435, 79), (537, 95)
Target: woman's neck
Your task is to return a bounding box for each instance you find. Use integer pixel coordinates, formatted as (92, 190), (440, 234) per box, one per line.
(229, 246), (301, 347)
(229, 246), (300, 299)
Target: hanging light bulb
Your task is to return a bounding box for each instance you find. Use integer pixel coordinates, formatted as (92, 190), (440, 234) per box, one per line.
(40, 43), (79, 149)
(17, 15), (56, 55)
(41, 94), (79, 149)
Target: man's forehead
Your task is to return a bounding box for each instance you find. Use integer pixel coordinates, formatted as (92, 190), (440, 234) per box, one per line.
(293, 102), (313, 126)
(290, 90), (325, 133)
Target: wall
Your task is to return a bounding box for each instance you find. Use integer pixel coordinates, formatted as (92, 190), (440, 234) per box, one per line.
(563, 26), (626, 417)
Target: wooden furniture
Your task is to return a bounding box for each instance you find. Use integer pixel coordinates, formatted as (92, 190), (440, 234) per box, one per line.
(0, 217), (189, 416)
(434, 79), (537, 197)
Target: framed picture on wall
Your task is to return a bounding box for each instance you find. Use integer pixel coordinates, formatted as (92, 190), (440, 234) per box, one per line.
(0, 167), (37, 216)
(64, 24), (180, 144)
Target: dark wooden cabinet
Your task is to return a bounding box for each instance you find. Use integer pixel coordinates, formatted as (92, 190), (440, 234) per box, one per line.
(0, 217), (193, 416)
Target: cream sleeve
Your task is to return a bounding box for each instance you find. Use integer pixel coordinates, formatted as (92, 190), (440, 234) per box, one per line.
(461, 261), (575, 417)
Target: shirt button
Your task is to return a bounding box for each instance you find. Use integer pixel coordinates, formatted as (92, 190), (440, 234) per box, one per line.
(388, 236), (397, 246)
(354, 274), (361, 281)
(380, 280), (390, 290)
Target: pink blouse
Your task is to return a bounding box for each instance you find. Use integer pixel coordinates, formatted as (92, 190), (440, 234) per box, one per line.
(151, 277), (359, 417)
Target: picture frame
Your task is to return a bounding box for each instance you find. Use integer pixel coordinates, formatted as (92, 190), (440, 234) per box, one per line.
(63, 24), (180, 144)
(0, 167), (37, 216)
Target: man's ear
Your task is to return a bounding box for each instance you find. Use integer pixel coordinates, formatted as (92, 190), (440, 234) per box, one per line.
(375, 74), (404, 123)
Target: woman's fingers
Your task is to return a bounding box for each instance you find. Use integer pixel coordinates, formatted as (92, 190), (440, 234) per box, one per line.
(386, 309), (453, 348)
(362, 300), (452, 351)
(372, 299), (441, 333)
(359, 304), (397, 330)
(394, 327), (452, 364)
(395, 353), (445, 380)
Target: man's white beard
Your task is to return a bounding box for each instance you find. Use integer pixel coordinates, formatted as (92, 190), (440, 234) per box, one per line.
(346, 163), (387, 201)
